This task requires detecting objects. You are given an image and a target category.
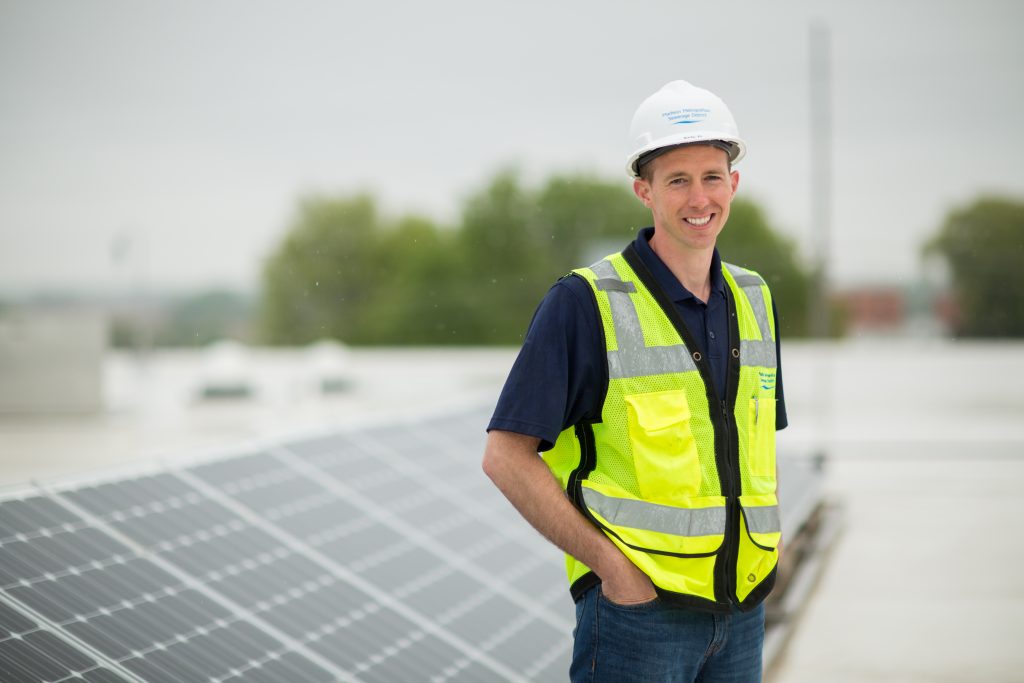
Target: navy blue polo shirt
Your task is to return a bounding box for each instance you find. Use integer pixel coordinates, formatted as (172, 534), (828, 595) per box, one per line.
(488, 227), (787, 450)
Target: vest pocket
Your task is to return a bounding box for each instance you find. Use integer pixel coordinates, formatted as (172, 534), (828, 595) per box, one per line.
(581, 481), (726, 601)
(747, 397), (777, 479)
(735, 494), (781, 602)
(625, 390), (702, 500)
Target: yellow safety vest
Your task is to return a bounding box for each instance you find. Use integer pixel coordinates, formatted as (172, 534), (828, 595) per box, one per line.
(544, 245), (781, 611)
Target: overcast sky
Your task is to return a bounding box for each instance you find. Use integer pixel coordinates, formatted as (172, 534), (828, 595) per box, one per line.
(1, 0), (1021, 294)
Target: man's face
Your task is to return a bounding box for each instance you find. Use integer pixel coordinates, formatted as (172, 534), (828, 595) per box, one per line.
(633, 144), (740, 254)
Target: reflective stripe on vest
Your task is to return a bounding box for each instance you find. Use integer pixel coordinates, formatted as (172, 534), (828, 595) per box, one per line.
(591, 259), (697, 379)
(729, 269), (776, 368)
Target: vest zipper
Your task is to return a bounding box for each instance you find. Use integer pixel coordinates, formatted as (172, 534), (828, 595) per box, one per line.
(719, 399), (740, 604)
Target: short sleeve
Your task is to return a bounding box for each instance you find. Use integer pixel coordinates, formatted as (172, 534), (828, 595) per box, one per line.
(487, 275), (607, 451)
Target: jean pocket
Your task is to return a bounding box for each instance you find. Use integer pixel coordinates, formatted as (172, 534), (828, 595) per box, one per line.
(598, 587), (660, 613)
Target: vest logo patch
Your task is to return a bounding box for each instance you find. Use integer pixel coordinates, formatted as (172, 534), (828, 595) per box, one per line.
(758, 370), (776, 391)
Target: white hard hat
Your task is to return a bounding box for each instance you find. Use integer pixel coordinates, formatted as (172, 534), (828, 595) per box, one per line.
(626, 80), (746, 178)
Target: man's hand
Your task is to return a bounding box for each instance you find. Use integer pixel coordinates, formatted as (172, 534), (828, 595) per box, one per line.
(483, 430), (656, 604)
(599, 553), (658, 605)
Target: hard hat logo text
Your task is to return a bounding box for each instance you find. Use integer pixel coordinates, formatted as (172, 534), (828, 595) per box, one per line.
(663, 108), (711, 125)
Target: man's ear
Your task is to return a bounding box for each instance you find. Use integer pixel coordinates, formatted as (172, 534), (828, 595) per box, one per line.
(633, 178), (653, 209)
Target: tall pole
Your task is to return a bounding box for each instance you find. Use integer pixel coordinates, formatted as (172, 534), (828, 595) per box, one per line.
(809, 21), (835, 466)
(809, 21), (832, 338)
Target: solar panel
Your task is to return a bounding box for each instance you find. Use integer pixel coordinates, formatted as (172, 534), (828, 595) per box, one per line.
(0, 407), (573, 682)
(0, 405), (827, 682)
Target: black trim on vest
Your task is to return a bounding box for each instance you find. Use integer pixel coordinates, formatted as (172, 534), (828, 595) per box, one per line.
(567, 423), (598, 509)
(562, 272), (613, 607)
(656, 588), (733, 614)
(570, 571), (601, 603)
(571, 572), (737, 614)
(720, 285), (743, 602)
(565, 271), (609, 425)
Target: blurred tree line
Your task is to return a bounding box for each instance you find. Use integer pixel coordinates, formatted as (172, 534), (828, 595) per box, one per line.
(259, 170), (814, 346)
(110, 289), (255, 348)
(925, 195), (1024, 337)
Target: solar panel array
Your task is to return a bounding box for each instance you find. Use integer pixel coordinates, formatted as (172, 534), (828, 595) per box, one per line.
(1, 406), (825, 682)
(0, 408), (573, 683)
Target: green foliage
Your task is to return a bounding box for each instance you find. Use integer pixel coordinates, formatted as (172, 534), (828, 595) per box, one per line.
(717, 199), (812, 337)
(925, 195), (1024, 337)
(260, 194), (384, 344)
(259, 171), (814, 345)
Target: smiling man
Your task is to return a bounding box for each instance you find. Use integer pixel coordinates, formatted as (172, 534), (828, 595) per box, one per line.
(483, 81), (787, 682)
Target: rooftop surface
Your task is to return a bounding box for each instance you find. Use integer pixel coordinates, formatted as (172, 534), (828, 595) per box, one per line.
(2, 340), (1022, 681)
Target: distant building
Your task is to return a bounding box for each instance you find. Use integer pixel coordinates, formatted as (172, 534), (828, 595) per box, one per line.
(833, 282), (957, 338)
(0, 308), (106, 414)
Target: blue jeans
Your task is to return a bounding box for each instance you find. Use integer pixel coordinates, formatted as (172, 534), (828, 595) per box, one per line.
(571, 585), (765, 682)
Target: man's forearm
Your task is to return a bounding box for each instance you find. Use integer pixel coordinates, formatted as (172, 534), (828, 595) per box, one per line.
(481, 430), (655, 603)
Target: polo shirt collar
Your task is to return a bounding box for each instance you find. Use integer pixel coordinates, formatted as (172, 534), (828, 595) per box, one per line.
(632, 226), (726, 304)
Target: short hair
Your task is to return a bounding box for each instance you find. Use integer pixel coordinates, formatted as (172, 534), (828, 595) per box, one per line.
(636, 141), (735, 182)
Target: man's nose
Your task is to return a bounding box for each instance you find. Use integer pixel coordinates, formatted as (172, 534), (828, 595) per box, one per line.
(688, 182), (709, 208)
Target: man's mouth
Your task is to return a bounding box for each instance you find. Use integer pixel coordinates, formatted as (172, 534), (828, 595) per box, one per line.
(684, 215), (713, 226)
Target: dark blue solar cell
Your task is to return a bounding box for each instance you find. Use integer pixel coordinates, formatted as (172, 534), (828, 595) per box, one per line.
(64, 483), (129, 516)
(448, 661), (506, 682)
(270, 651), (337, 683)
(64, 620), (131, 659)
(219, 621), (279, 661)
(172, 499), (236, 532)
(66, 570), (139, 612)
(404, 569), (486, 617)
(488, 620), (565, 671)
(0, 639), (44, 682)
(23, 498), (80, 528)
(122, 655), (189, 683)
(173, 589), (231, 623)
(270, 499), (363, 540)
(142, 642), (214, 683)
(29, 579), (95, 621)
(0, 601), (35, 637)
(114, 603), (177, 646)
(24, 630), (94, 672)
(0, 634), (71, 681)
(81, 668), (132, 683)
(319, 522), (404, 565)
(77, 527), (131, 559)
(0, 500), (51, 535)
(0, 544), (41, 587)
(445, 592), (522, 644)
(181, 631), (248, 674)
(111, 558), (180, 595)
(232, 476), (323, 515)
(31, 532), (98, 569)
(8, 583), (75, 623)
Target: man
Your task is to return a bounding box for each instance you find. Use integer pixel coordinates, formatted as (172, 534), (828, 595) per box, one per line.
(482, 80), (786, 682)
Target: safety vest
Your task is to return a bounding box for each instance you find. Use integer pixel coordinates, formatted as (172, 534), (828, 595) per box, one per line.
(543, 244), (781, 612)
